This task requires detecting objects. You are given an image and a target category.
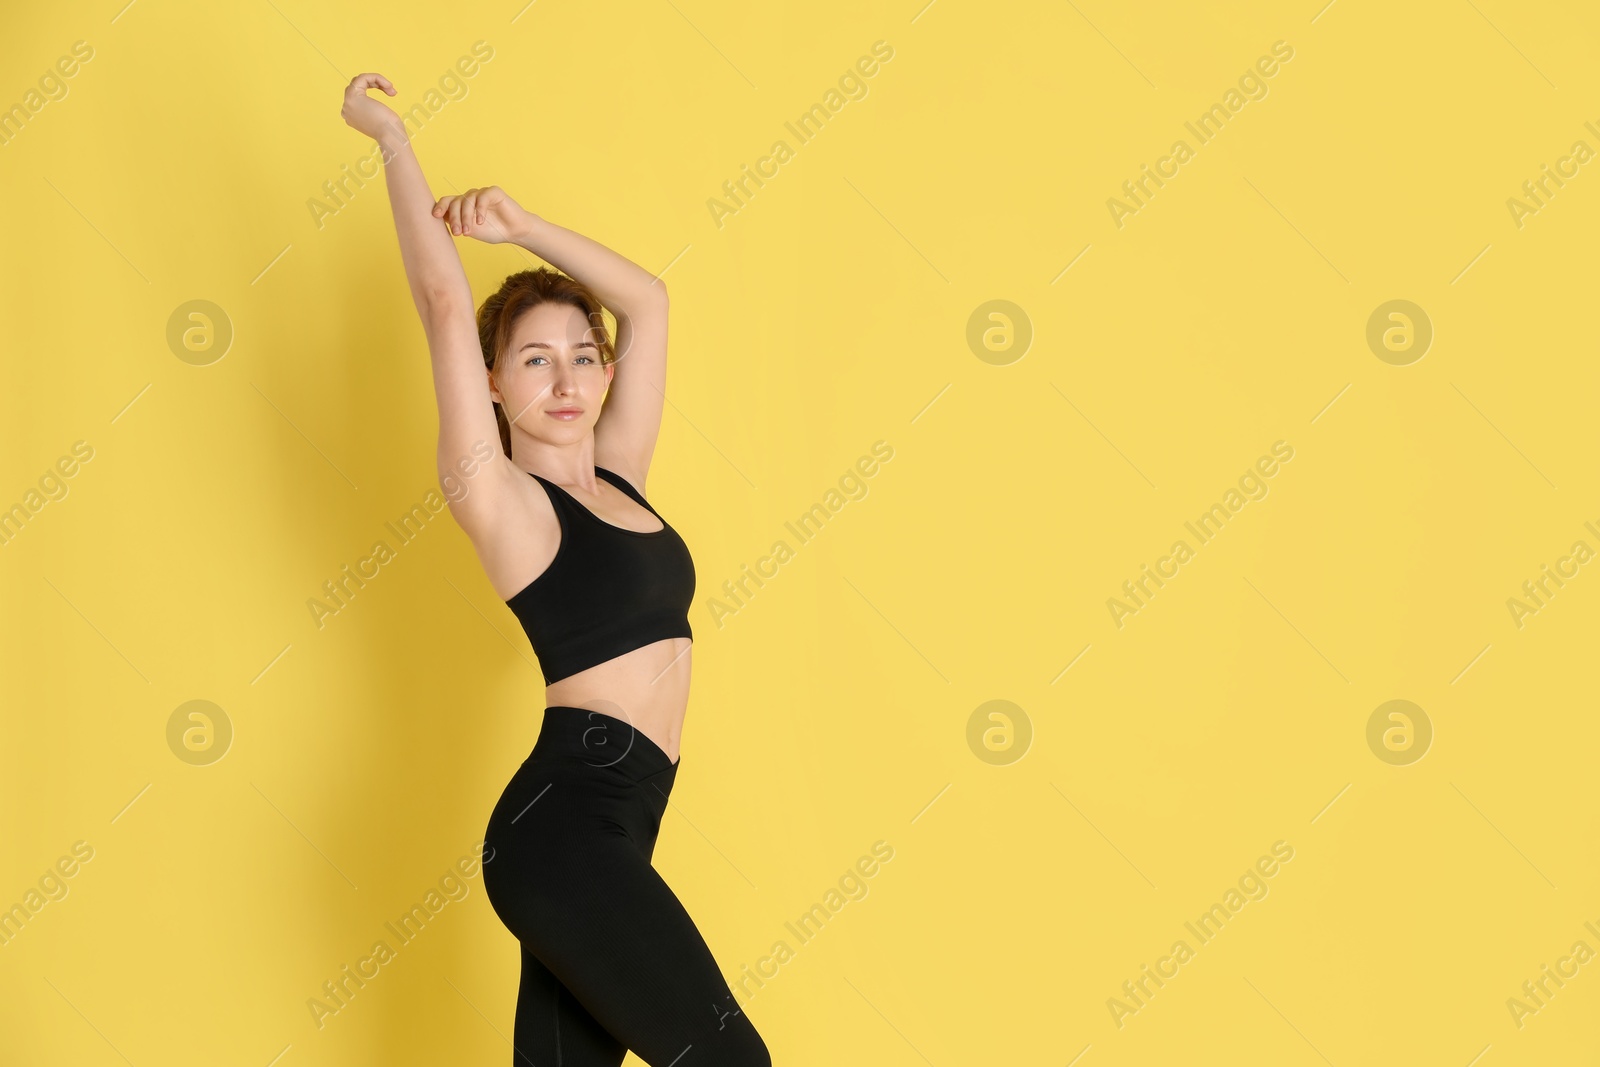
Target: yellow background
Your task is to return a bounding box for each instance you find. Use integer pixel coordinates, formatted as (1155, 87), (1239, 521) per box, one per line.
(3, 0), (1598, 1063)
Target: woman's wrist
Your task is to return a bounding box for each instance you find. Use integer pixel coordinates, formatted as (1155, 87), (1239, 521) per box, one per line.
(509, 211), (543, 246)
(375, 121), (411, 159)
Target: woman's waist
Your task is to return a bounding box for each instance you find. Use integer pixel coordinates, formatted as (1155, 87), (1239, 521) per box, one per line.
(545, 643), (688, 732)
(529, 704), (682, 781)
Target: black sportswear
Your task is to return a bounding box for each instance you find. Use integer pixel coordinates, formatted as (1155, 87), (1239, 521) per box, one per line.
(483, 706), (771, 1065)
(504, 466), (695, 685)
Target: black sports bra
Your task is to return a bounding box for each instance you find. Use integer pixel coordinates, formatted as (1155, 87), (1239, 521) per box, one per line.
(504, 465), (695, 685)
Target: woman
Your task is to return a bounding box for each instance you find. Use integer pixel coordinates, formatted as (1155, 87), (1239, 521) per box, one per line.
(341, 73), (771, 1066)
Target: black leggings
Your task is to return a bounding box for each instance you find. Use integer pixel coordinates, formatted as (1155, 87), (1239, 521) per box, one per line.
(483, 705), (771, 1066)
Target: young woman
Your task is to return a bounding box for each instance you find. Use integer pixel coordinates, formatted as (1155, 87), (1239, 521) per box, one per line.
(341, 73), (771, 1066)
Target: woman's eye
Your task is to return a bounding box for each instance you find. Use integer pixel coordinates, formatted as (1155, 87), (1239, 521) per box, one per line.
(523, 354), (596, 365)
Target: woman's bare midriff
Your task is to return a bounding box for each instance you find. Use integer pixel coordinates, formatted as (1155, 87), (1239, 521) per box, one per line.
(543, 636), (693, 764)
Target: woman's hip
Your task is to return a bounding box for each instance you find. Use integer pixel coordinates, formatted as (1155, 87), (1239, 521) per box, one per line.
(484, 706), (680, 856)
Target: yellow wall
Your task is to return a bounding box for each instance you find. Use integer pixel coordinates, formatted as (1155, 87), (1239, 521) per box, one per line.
(3, 1), (1598, 1063)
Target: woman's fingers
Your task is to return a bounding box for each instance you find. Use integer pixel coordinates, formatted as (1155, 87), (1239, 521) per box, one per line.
(433, 187), (501, 235)
(346, 72), (396, 97)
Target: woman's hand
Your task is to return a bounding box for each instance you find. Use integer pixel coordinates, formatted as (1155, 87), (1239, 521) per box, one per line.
(340, 72), (403, 142)
(432, 186), (534, 244)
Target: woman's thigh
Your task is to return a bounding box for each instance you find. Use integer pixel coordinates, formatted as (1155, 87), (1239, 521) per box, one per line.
(509, 944), (628, 1067)
(512, 839), (768, 1066)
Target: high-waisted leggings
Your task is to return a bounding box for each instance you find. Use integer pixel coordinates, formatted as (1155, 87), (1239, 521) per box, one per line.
(483, 705), (771, 1066)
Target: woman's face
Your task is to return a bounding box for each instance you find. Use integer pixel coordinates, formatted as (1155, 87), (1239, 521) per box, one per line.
(489, 301), (613, 440)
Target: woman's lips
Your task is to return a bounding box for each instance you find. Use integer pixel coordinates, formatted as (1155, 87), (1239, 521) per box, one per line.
(546, 409), (583, 420)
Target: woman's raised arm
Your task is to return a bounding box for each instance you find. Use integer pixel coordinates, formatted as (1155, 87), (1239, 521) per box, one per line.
(341, 73), (504, 523)
(342, 73), (473, 311)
